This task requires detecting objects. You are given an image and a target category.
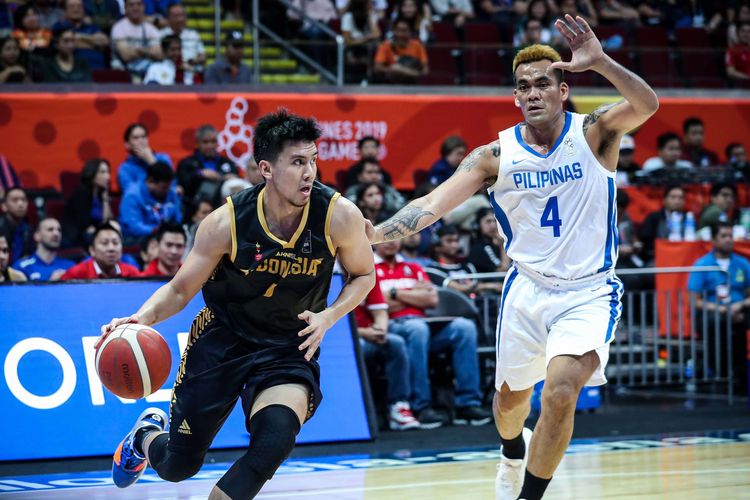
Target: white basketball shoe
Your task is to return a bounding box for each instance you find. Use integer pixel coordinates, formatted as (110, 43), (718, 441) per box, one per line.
(495, 427), (533, 500)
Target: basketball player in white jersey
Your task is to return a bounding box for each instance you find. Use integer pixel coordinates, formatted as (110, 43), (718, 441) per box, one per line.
(366, 14), (658, 500)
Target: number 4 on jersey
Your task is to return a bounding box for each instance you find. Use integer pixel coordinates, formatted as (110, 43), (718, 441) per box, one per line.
(540, 196), (562, 237)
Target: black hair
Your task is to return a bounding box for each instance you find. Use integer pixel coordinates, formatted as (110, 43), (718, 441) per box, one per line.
(13, 4), (38, 30)
(393, 16), (412, 30)
(80, 158), (110, 189)
(146, 161), (175, 182)
(51, 25), (74, 51)
(124, 122), (147, 142)
(188, 197), (214, 219)
(711, 221), (733, 239)
(725, 142), (743, 161)
(253, 109), (321, 165)
(437, 223), (459, 238)
(156, 222), (186, 242)
(709, 181), (737, 198)
(657, 132), (681, 150)
(440, 135), (467, 158)
(682, 117), (703, 134)
(139, 233), (157, 252)
(663, 184), (684, 198)
(4, 186), (26, 199)
(91, 221), (122, 242)
(358, 135), (380, 150)
(523, 17), (542, 31)
(355, 181), (385, 207)
(160, 34), (181, 54)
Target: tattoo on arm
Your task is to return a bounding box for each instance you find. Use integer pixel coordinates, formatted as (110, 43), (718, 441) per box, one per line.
(456, 143), (500, 186)
(377, 204), (434, 242)
(582, 100), (623, 135)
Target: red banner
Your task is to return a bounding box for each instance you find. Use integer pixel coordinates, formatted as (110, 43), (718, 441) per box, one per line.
(0, 92), (748, 192)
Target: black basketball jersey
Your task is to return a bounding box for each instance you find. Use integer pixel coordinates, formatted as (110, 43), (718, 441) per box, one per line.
(201, 181), (340, 347)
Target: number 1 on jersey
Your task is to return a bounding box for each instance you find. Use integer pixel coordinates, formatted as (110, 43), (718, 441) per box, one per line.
(541, 196), (562, 237)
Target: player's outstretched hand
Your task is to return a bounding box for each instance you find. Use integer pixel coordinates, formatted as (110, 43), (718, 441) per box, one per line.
(551, 14), (603, 73)
(297, 310), (334, 362)
(95, 314), (141, 350)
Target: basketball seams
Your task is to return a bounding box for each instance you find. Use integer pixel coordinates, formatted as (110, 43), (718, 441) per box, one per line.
(123, 327), (151, 397)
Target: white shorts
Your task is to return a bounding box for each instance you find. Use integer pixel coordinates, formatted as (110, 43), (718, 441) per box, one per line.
(495, 266), (623, 392)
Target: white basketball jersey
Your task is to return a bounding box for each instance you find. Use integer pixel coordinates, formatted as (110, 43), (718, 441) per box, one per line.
(488, 111), (618, 280)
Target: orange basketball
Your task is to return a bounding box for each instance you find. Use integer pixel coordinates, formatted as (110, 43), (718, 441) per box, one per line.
(95, 324), (172, 399)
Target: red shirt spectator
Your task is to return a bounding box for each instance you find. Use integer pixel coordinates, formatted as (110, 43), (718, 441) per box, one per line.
(725, 22), (750, 80)
(374, 254), (430, 319)
(62, 259), (141, 279)
(354, 272), (389, 328)
(140, 223), (185, 277)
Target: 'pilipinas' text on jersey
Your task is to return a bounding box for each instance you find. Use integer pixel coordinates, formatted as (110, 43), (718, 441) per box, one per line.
(201, 181), (339, 347)
(488, 112), (618, 280)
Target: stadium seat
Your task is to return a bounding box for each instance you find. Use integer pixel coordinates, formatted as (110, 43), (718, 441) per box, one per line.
(59, 171), (80, 199)
(678, 47), (726, 88)
(422, 47), (460, 85)
(45, 198), (65, 221)
(91, 69), (132, 84)
(463, 23), (501, 44)
(464, 48), (506, 86)
(432, 21), (459, 44)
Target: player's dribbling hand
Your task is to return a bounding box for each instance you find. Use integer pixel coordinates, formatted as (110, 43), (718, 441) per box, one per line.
(297, 310), (334, 362)
(95, 314), (141, 350)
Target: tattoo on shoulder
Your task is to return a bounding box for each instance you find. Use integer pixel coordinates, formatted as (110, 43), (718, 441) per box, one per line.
(582, 100), (623, 135)
(456, 143), (500, 186)
(377, 205), (434, 242)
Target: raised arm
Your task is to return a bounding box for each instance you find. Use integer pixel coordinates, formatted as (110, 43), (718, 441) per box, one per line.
(368, 142), (500, 244)
(551, 14), (659, 170)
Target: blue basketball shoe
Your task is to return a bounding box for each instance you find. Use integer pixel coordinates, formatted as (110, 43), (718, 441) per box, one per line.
(112, 408), (168, 488)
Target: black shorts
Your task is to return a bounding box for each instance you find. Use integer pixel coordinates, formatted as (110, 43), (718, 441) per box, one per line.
(167, 307), (322, 455)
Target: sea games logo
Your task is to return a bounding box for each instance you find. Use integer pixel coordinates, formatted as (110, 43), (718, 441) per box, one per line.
(218, 97), (254, 167)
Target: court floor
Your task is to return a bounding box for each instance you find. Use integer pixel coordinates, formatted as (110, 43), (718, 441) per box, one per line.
(2, 431), (749, 499)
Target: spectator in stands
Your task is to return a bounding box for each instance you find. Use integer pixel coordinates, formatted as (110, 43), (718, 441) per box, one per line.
(110, 0), (162, 80)
(428, 135), (467, 185)
(220, 178), (252, 199)
(142, 0), (176, 27)
(726, 142), (750, 182)
(0, 154), (20, 199)
(468, 206), (510, 274)
(400, 231), (435, 267)
(0, 235), (26, 282)
(345, 136), (393, 188)
(615, 134), (640, 186)
(642, 132), (694, 172)
(0, 187), (33, 263)
(245, 157), (264, 186)
(615, 189), (647, 279)
(335, 0), (387, 18)
(0, 37), (30, 83)
(375, 239), (492, 427)
(688, 221), (750, 393)
(13, 217), (74, 280)
(727, 4), (750, 45)
(373, 17), (428, 84)
(390, 0), (432, 43)
(429, 224), (480, 294)
(83, 0), (122, 34)
(40, 26), (92, 82)
(639, 184), (686, 263)
(159, 4), (205, 72)
(53, 0), (109, 70)
(177, 125), (239, 207)
(141, 222), (185, 276)
(345, 159), (405, 212)
(287, 0), (338, 68)
(120, 161), (182, 241)
(442, 187), (491, 231)
(61, 221), (141, 279)
(183, 197), (213, 258)
(63, 158), (113, 247)
(515, 18), (544, 54)
(12, 5), (52, 52)
(514, 0), (561, 48)
(204, 30), (252, 84)
(35, 0), (65, 29)
(682, 117), (719, 168)
(726, 21), (750, 82)
(341, 0), (381, 83)
(136, 233), (158, 270)
(558, 0), (598, 27)
(356, 270), (421, 430)
(430, 0), (474, 31)
(117, 123), (173, 193)
(356, 182), (392, 225)
(699, 182), (739, 229)
(144, 34), (197, 84)
(597, 0), (641, 27)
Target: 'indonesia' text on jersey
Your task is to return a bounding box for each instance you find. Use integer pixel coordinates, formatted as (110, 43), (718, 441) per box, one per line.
(488, 112), (618, 281)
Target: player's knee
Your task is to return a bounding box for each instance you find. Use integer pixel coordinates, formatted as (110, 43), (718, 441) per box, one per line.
(157, 453), (204, 482)
(244, 404), (301, 479)
(541, 381), (578, 415)
(495, 387), (528, 415)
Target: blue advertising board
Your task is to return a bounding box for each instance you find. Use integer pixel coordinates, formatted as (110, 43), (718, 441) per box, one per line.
(0, 275), (372, 461)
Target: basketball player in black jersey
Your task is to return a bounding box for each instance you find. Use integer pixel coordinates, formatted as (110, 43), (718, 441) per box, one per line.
(95, 110), (376, 499)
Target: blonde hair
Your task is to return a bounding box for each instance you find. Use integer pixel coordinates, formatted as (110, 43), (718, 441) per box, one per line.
(512, 44), (564, 83)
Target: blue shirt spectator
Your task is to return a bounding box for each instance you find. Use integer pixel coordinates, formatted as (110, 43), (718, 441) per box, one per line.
(119, 162), (181, 240)
(52, 0), (109, 70)
(428, 135), (467, 185)
(83, 0), (121, 33)
(117, 122), (173, 193)
(12, 217), (74, 280)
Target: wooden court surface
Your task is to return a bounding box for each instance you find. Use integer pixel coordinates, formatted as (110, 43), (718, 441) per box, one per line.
(3, 438), (749, 499)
